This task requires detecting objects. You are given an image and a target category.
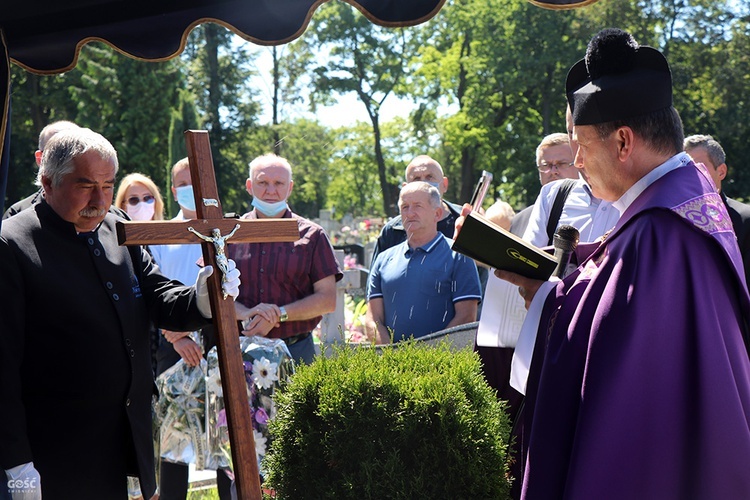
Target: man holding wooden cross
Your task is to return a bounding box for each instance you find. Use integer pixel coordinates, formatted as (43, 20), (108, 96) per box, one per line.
(0, 128), (241, 499)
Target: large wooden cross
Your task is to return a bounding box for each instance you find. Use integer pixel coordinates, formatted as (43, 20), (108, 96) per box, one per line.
(117, 130), (299, 499)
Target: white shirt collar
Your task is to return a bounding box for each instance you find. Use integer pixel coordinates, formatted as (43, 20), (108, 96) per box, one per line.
(613, 152), (691, 214)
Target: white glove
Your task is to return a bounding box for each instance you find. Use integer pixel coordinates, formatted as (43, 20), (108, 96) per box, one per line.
(221, 259), (241, 300)
(5, 462), (41, 500)
(195, 259), (241, 318)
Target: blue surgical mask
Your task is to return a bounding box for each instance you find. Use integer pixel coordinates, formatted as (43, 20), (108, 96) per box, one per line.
(175, 185), (196, 212)
(252, 197), (288, 217)
(425, 181), (441, 190)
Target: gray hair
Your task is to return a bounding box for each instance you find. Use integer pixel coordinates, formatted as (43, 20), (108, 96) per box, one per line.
(248, 153), (293, 180)
(399, 181), (441, 209)
(536, 133), (570, 165)
(38, 128), (118, 188)
(684, 134), (726, 167)
(38, 120), (80, 151)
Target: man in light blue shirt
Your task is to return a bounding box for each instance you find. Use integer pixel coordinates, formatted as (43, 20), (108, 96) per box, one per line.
(366, 182), (482, 344)
(521, 178), (620, 247)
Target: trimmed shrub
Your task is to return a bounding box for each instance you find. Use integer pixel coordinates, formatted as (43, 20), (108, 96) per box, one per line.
(263, 341), (512, 499)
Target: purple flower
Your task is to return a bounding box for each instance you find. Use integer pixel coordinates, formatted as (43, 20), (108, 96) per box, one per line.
(254, 407), (269, 425)
(216, 408), (227, 428)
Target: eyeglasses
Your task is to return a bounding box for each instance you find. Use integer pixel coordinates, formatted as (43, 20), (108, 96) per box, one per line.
(537, 161), (575, 173)
(127, 195), (155, 206)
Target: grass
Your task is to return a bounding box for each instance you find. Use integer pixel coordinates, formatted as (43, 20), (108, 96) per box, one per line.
(187, 486), (220, 499)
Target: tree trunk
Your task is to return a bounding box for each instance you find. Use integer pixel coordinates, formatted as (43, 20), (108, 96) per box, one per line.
(460, 147), (477, 204)
(370, 112), (397, 216)
(272, 46), (281, 156)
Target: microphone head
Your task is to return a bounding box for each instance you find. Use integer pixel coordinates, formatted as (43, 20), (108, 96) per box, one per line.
(553, 225), (580, 252)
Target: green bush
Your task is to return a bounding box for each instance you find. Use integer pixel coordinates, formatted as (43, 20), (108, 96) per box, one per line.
(263, 341), (512, 499)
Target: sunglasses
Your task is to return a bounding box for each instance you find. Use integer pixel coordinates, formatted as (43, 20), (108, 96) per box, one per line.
(127, 195), (155, 206)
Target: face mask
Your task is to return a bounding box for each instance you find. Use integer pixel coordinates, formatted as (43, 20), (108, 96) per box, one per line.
(126, 201), (155, 221)
(175, 185), (196, 212)
(425, 181), (441, 190)
(252, 197), (288, 217)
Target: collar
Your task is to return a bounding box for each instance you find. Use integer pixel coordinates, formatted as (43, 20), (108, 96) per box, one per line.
(404, 232), (443, 257)
(242, 208), (292, 220)
(613, 152), (691, 215)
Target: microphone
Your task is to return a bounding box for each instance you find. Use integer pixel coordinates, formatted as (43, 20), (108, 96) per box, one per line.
(552, 225), (580, 279)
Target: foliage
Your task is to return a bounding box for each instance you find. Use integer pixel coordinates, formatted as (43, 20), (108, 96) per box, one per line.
(263, 342), (512, 499)
(271, 118), (336, 218)
(6, 0), (750, 213)
(410, 0), (587, 207)
(305, 1), (419, 216)
(182, 23), (265, 215)
(7, 43), (181, 206)
(326, 122), (391, 218)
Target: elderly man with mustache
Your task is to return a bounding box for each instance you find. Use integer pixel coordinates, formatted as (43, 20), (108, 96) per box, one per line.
(0, 127), (241, 500)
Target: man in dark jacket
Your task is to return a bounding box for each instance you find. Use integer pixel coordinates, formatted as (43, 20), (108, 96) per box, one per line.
(684, 134), (750, 285)
(370, 156), (462, 268)
(0, 128), (240, 499)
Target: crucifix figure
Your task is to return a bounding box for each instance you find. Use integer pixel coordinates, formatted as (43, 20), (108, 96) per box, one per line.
(187, 224), (240, 298)
(117, 130), (299, 499)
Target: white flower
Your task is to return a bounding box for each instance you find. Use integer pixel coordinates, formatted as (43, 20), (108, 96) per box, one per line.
(251, 357), (279, 390)
(253, 429), (267, 458)
(206, 370), (223, 397)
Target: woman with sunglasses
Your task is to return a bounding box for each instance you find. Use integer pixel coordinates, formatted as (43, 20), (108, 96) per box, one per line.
(115, 173), (165, 221)
(114, 173), (167, 499)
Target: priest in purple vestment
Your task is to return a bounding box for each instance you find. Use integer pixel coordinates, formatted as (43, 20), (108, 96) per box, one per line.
(463, 28), (750, 500)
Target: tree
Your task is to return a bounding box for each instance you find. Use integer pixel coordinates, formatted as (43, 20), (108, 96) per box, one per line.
(7, 42), (182, 208)
(271, 118), (335, 218)
(183, 24), (264, 214)
(410, 0), (586, 209)
(305, 1), (416, 216)
(326, 122), (387, 219)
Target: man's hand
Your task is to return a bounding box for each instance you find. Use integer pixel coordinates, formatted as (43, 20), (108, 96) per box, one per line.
(162, 329), (191, 344)
(494, 269), (544, 309)
(221, 259), (241, 299)
(234, 302), (280, 324)
(240, 315), (277, 337)
(173, 337), (203, 366)
(453, 203), (473, 239)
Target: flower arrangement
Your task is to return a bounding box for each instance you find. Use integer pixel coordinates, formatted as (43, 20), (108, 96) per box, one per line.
(205, 335), (295, 474)
(154, 357), (209, 468)
(153, 335), (294, 477)
(312, 294), (372, 346)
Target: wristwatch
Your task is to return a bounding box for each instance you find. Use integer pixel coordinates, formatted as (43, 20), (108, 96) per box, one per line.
(279, 306), (289, 322)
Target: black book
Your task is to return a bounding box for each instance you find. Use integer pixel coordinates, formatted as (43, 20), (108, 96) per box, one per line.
(452, 211), (557, 280)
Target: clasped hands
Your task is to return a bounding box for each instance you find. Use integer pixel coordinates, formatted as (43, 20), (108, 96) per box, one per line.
(455, 203), (544, 309)
(235, 301), (281, 337)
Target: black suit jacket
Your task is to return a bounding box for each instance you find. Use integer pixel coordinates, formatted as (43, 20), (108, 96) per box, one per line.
(724, 194), (750, 287)
(0, 202), (208, 499)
